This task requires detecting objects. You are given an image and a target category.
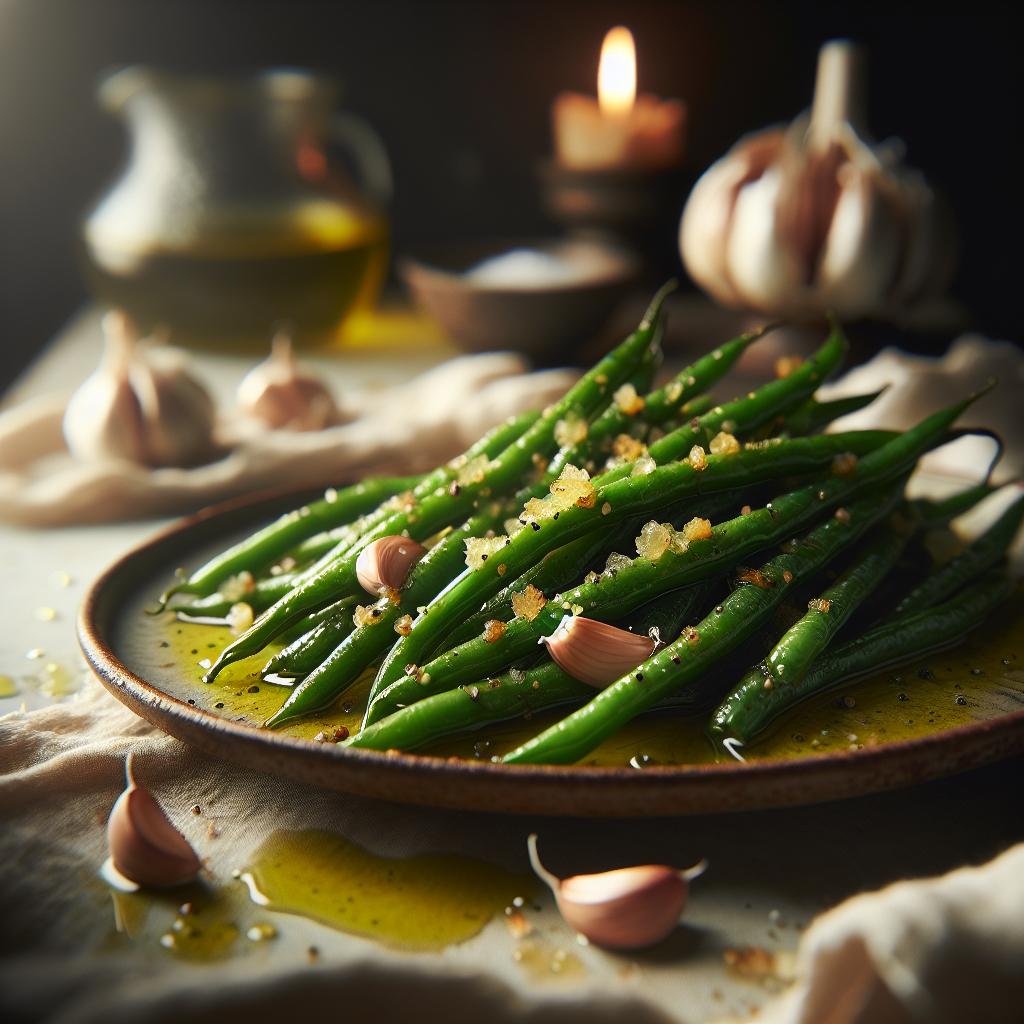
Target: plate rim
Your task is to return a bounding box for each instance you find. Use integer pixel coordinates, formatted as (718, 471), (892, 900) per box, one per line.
(79, 485), (1024, 817)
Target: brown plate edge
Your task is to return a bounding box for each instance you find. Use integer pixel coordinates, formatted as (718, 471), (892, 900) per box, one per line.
(79, 487), (1024, 818)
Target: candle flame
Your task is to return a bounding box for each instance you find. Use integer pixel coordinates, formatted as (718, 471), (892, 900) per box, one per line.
(598, 26), (636, 117)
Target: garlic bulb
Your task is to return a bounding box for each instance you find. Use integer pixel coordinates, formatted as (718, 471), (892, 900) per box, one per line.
(237, 330), (341, 431)
(680, 41), (953, 320)
(63, 311), (216, 467)
(355, 535), (427, 595)
(528, 834), (707, 949)
(541, 614), (656, 687)
(106, 752), (201, 888)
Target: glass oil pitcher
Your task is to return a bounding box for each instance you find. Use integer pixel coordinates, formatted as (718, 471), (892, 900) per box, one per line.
(82, 67), (391, 347)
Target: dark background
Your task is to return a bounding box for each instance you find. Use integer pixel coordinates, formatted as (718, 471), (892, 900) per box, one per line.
(0, 0), (1019, 389)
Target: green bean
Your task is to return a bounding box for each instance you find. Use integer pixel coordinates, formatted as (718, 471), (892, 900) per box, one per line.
(171, 572), (298, 619)
(157, 475), (425, 607)
(915, 481), (999, 528)
(715, 520), (913, 729)
(347, 584), (715, 752)
(204, 286), (671, 683)
(263, 608), (359, 680)
(502, 486), (902, 766)
(710, 571), (1016, 746)
(777, 389), (887, 436)
(368, 325), (850, 699)
(893, 491), (1024, 615)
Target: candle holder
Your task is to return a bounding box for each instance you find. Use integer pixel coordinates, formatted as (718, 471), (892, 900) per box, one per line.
(537, 160), (691, 277)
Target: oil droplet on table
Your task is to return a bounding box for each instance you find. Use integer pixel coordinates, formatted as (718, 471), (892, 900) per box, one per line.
(239, 828), (527, 951)
(101, 861), (242, 962)
(512, 938), (586, 981)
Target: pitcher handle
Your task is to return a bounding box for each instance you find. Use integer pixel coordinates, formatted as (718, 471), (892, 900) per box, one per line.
(329, 113), (393, 208)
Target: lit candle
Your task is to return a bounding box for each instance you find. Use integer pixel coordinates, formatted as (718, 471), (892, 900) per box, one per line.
(553, 26), (686, 171)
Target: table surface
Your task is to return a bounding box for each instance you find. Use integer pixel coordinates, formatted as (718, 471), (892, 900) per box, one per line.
(2, 305), (1021, 1024)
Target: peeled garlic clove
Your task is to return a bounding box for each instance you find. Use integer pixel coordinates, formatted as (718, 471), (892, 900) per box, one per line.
(237, 332), (340, 431)
(106, 753), (201, 888)
(541, 614), (655, 688)
(356, 536), (427, 596)
(528, 834), (707, 950)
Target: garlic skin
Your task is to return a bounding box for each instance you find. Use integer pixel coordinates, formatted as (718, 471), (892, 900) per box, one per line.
(680, 41), (953, 321)
(528, 834), (707, 950)
(106, 753), (201, 888)
(541, 614), (655, 687)
(237, 331), (341, 431)
(63, 311), (216, 467)
(355, 536), (427, 596)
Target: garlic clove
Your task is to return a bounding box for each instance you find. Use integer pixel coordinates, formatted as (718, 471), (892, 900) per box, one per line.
(237, 331), (341, 431)
(355, 536), (427, 596)
(726, 163), (807, 315)
(679, 129), (784, 308)
(816, 159), (902, 318)
(528, 834), (707, 950)
(106, 752), (201, 888)
(132, 345), (218, 467)
(541, 614), (655, 688)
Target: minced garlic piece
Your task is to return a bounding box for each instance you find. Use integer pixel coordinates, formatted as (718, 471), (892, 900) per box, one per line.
(386, 490), (417, 512)
(631, 455), (657, 477)
(774, 354), (804, 379)
(613, 383), (646, 415)
(684, 626), (700, 647)
(832, 452), (858, 477)
(394, 614), (414, 636)
(465, 535), (509, 569)
(604, 551), (633, 575)
(354, 603), (386, 627)
(709, 431), (740, 456)
(220, 571), (255, 601)
(664, 379), (684, 403)
(511, 584), (547, 621)
(554, 410), (588, 448)
(738, 568), (772, 589)
(601, 501), (612, 516)
(636, 522), (674, 561)
(521, 464), (596, 522)
(226, 602), (254, 635)
(808, 597), (832, 613)
(612, 433), (647, 463)
(482, 619), (507, 643)
(681, 517), (713, 543)
(457, 454), (494, 486)
(688, 445), (708, 471)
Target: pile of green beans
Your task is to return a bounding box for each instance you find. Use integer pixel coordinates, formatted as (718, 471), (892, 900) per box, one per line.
(163, 285), (1020, 765)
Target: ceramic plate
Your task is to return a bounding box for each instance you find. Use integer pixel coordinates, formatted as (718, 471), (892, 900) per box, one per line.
(79, 486), (1024, 817)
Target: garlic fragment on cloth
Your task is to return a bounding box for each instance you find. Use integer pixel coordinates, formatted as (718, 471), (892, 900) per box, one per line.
(356, 536), (427, 596)
(680, 40), (953, 320)
(541, 614), (656, 687)
(106, 752), (201, 888)
(63, 311), (216, 467)
(237, 330), (341, 431)
(527, 834), (707, 949)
